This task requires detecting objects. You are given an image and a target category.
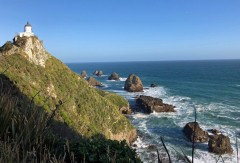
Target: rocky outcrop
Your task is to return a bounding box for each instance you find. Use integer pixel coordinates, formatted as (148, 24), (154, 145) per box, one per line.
(108, 72), (120, 80)
(93, 70), (98, 75)
(208, 134), (233, 154)
(81, 70), (87, 78)
(0, 41), (20, 56)
(124, 74), (143, 92)
(109, 128), (137, 145)
(208, 129), (221, 135)
(136, 95), (175, 114)
(87, 77), (103, 87)
(119, 106), (131, 114)
(93, 70), (103, 77)
(14, 36), (49, 67)
(0, 36), (49, 67)
(98, 70), (103, 76)
(183, 122), (208, 143)
(150, 83), (158, 87)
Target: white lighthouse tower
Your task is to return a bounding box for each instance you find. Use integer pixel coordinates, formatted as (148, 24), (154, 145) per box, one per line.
(14, 22), (34, 41)
(24, 22), (33, 33)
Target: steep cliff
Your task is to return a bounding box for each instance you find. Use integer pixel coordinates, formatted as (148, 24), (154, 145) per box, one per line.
(0, 36), (136, 144)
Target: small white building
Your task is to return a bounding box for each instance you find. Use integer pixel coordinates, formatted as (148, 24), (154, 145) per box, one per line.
(14, 22), (34, 41)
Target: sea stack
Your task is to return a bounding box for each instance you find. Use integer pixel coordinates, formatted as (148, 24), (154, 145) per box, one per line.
(183, 122), (208, 143)
(108, 72), (120, 80)
(124, 74), (143, 92)
(136, 95), (175, 114)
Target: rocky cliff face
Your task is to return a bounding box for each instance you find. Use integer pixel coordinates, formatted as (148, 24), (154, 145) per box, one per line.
(0, 36), (136, 144)
(13, 36), (49, 67)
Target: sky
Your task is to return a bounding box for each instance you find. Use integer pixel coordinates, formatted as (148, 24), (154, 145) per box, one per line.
(0, 0), (240, 62)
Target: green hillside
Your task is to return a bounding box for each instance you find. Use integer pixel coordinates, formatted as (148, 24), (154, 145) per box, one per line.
(0, 36), (136, 144)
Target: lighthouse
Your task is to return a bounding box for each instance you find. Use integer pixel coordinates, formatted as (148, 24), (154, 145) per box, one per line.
(14, 22), (34, 41)
(24, 22), (33, 33)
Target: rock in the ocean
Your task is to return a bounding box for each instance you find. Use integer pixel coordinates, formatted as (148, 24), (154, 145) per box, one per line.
(136, 95), (175, 114)
(124, 74), (143, 92)
(81, 70), (87, 78)
(108, 72), (120, 80)
(87, 77), (103, 87)
(183, 122), (208, 143)
(208, 129), (221, 135)
(150, 83), (158, 87)
(208, 134), (233, 154)
(93, 70), (103, 76)
(98, 70), (103, 76)
(93, 70), (99, 76)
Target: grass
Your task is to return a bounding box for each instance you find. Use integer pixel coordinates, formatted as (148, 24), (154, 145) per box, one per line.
(96, 89), (129, 108)
(0, 75), (141, 162)
(0, 39), (135, 141)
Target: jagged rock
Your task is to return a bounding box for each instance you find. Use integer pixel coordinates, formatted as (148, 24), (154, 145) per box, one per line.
(1, 36), (49, 67)
(93, 70), (103, 76)
(15, 36), (49, 67)
(208, 129), (221, 135)
(93, 70), (99, 76)
(208, 134), (233, 154)
(108, 72), (120, 80)
(98, 70), (103, 76)
(124, 74), (143, 92)
(119, 106), (131, 114)
(183, 122), (208, 143)
(136, 95), (175, 114)
(81, 70), (87, 78)
(87, 77), (103, 87)
(150, 83), (158, 87)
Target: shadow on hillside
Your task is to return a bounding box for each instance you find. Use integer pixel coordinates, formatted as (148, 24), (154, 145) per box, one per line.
(0, 73), (141, 162)
(0, 73), (82, 140)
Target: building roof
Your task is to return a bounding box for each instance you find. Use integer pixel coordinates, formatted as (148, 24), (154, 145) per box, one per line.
(25, 22), (32, 27)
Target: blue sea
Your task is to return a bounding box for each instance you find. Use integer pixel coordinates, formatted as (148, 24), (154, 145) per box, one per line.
(67, 60), (240, 163)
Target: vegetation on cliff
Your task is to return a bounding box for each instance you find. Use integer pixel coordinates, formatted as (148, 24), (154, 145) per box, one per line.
(0, 36), (135, 142)
(0, 36), (140, 162)
(0, 78), (141, 162)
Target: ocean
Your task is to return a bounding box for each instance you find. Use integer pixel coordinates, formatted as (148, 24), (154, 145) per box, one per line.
(67, 60), (240, 163)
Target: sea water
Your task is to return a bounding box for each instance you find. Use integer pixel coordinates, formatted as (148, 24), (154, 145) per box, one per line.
(67, 60), (240, 163)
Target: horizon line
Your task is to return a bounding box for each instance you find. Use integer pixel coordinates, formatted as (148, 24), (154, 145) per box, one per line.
(65, 58), (240, 64)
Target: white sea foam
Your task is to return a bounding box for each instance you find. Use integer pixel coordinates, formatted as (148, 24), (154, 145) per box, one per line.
(132, 136), (148, 149)
(133, 113), (148, 119)
(119, 77), (127, 81)
(103, 83), (109, 88)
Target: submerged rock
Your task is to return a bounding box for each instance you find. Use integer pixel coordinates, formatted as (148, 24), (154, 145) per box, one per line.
(183, 122), (208, 143)
(150, 83), (158, 87)
(87, 77), (103, 87)
(208, 134), (233, 154)
(124, 74), (143, 92)
(108, 72), (120, 80)
(136, 95), (175, 114)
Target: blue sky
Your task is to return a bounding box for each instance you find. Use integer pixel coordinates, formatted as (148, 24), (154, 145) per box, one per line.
(0, 0), (240, 62)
